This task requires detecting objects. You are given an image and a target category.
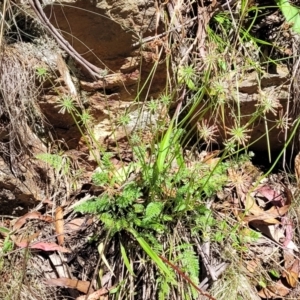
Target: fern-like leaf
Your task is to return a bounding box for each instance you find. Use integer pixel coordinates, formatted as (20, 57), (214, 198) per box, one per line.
(158, 276), (171, 300)
(177, 245), (200, 299)
(144, 202), (164, 222)
(116, 183), (142, 209)
(36, 153), (69, 174)
(92, 171), (110, 186)
(74, 194), (111, 214)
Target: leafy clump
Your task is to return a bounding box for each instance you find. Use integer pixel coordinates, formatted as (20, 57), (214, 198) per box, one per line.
(71, 126), (243, 298)
(74, 137), (231, 242)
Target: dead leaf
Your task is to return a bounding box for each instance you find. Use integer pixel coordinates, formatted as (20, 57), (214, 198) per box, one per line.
(283, 250), (295, 269)
(252, 224), (284, 243)
(257, 279), (290, 298)
(282, 216), (293, 247)
(45, 278), (93, 294)
(15, 241), (71, 253)
(65, 218), (85, 231)
(55, 206), (64, 245)
(30, 242), (71, 253)
(286, 266), (299, 288)
(14, 212), (41, 230)
(284, 186), (292, 206)
(268, 205), (290, 217)
(245, 194), (263, 216)
(13, 211), (53, 231)
(76, 286), (112, 300)
(256, 185), (283, 206)
(244, 218), (279, 225)
(246, 259), (259, 273)
(243, 195), (280, 224)
(18, 231), (41, 243)
(11, 232), (43, 254)
(285, 241), (299, 252)
(243, 194), (289, 224)
(284, 48), (293, 55)
(202, 150), (220, 166)
(283, 250), (300, 288)
(65, 217), (93, 232)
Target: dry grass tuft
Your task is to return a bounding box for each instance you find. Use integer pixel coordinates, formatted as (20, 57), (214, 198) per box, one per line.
(0, 250), (55, 300)
(0, 43), (45, 174)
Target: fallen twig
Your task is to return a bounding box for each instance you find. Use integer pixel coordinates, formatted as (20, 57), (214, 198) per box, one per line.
(28, 0), (105, 80)
(159, 255), (217, 300)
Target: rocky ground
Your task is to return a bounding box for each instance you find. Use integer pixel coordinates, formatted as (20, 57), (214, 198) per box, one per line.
(1, 0), (300, 299)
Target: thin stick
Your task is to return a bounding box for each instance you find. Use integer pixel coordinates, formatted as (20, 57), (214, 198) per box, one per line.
(28, 0), (105, 79)
(159, 255), (217, 300)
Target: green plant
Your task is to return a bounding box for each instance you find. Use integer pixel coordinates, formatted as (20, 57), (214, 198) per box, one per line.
(56, 95), (76, 115)
(175, 244), (200, 297)
(0, 226), (14, 268)
(35, 66), (48, 82)
(276, 0), (300, 34)
(118, 113), (131, 126)
(73, 120), (251, 298)
(177, 65), (197, 91)
(35, 153), (70, 175)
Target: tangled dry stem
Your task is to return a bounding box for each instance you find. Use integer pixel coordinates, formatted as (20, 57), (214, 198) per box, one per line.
(0, 45), (40, 174)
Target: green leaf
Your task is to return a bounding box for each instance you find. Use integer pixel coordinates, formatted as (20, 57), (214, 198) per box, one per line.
(2, 236), (13, 253)
(269, 269), (280, 279)
(128, 228), (176, 284)
(92, 171), (110, 186)
(133, 203), (145, 213)
(35, 153), (69, 174)
(162, 215), (173, 221)
(259, 280), (267, 288)
(177, 65), (197, 90)
(174, 135), (185, 168)
(214, 231), (225, 242)
(0, 227), (10, 234)
(276, 0), (300, 33)
(120, 242), (135, 276)
(109, 281), (123, 294)
(145, 202), (164, 220)
(156, 119), (174, 174)
(186, 79), (197, 91)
